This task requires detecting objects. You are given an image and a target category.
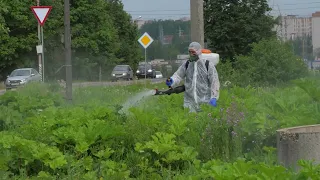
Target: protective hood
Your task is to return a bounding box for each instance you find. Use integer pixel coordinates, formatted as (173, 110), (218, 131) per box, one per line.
(188, 42), (202, 55)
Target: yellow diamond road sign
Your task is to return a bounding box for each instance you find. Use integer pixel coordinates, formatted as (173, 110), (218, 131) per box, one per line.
(138, 32), (154, 49)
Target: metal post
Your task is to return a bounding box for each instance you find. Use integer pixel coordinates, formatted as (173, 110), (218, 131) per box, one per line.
(302, 38), (305, 60)
(41, 26), (44, 82)
(144, 48), (147, 88)
(190, 0), (204, 47)
(64, 0), (72, 101)
(37, 0), (42, 81)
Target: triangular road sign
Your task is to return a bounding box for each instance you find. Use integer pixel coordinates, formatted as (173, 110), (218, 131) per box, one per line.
(31, 6), (52, 26)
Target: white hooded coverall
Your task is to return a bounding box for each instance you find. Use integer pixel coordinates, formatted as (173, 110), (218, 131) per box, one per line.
(169, 42), (220, 112)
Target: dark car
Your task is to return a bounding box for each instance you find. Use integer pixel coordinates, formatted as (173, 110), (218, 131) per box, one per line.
(111, 65), (134, 81)
(136, 64), (156, 79)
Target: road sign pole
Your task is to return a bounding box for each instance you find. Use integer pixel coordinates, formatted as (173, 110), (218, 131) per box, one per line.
(138, 32), (154, 89)
(31, 5), (52, 82)
(36, 0), (42, 82)
(144, 48), (147, 88)
(41, 26), (45, 82)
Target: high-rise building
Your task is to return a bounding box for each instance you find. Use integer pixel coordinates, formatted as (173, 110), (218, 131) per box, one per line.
(276, 15), (312, 41)
(312, 11), (320, 58)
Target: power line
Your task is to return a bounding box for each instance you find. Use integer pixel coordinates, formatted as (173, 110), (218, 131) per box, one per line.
(127, 10), (189, 12)
(131, 7), (320, 16)
(129, 6), (320, 14)
(271, 6), (320, 11)
(279, 2), (320, 6)
(131, 14), (189, 16)
(126, 2), (320, 12)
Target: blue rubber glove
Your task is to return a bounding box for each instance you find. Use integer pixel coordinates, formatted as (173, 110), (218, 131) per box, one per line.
(166, 77), (173, 87)
(209, 98), (217, 107)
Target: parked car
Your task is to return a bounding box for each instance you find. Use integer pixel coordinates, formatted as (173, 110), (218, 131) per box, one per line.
(136, 64), (156, 79)
(111, 65), (133, 81)
(5, 68), (42, 90)
(155, 71), (163, 78)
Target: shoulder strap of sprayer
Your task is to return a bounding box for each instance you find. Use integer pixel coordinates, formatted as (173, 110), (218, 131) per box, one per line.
(185, 60), (209, 71)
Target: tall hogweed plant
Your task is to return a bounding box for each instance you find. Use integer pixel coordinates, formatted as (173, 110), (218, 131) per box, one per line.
(198, 96), (245, 162)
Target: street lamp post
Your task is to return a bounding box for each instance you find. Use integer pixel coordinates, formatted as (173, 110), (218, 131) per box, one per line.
(132, 16), (142, 23)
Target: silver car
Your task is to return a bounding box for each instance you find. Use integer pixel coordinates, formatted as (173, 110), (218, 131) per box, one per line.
(111, 65), (134, 81)
(5, 68), (42, 90)
(155, 71), (163, 79)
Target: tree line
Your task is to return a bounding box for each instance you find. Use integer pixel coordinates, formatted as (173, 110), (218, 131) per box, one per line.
(0, 0), (311, 83)
(0, 0), (141, 81)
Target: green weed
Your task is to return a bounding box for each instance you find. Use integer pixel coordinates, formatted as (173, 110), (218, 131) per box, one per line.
(0, 79), (320, 179)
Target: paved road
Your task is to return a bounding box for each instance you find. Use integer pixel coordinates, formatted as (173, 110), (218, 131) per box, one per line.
(72, 78), (164, 87)
(0, 78), (165, 96)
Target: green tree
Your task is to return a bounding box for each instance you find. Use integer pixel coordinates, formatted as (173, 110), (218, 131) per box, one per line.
(0, 0), (141, 81)
(204, 0), (277, 60)
(0, 0), (38, 78)
(315, 48), (320, 59)
(139, 20), (191, 61)
(68, 0), (120, 80)
(234, 38), (308, 86)
(288, 35), (313, 60)
(107, 0), (142, 71)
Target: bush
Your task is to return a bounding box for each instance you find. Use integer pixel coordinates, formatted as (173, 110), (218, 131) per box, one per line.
(232, 38), (308, 86)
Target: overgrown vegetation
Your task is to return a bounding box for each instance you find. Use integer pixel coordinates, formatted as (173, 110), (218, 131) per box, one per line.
(1, 73), (320, 179)
(1, 0), (316, 178)
(0, 28), (315, 178)
(217, 38), (309, 87)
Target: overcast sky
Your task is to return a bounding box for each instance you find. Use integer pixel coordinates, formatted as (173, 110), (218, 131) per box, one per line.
(122, 0), (320, 20)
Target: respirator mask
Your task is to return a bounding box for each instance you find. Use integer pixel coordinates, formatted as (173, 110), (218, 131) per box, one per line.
(188, 49), (199, 62)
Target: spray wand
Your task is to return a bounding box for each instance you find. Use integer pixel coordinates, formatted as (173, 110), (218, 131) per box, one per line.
(154, 85), (186, 95)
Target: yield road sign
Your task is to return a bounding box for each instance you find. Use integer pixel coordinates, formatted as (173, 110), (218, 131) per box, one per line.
(31, 6), (52, 26)
(138, 32), (154, 49)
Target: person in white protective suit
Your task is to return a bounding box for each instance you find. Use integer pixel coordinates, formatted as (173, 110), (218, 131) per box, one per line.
(166, 42), (220, 112)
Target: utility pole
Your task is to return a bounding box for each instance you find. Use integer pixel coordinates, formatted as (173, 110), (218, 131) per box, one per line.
(190, 0), (204, 47)
(64, 0), (72, 101)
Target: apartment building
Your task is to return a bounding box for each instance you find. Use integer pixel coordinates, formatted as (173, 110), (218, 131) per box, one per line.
(276, 15), (312, 41)
(312, 12), (320, 58)
(135, 19), (146, 29)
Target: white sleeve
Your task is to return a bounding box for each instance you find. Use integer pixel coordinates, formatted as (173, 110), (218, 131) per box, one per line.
(208, 62), (220, 100)
(170, 62), (187, 88)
